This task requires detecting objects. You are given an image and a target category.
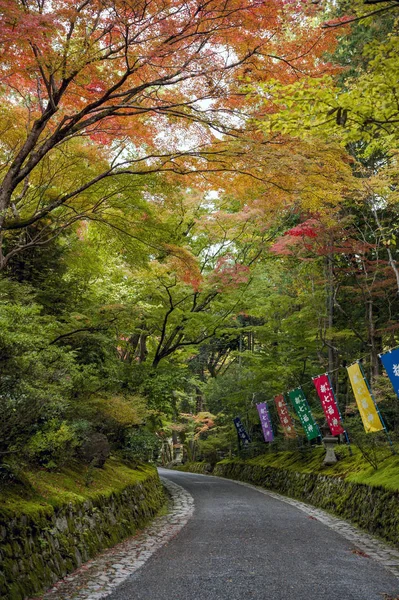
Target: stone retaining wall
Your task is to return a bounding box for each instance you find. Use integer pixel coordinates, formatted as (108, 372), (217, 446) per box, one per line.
(213, 461), (399, 547)
(0, 469), (164, 600)
(173, 462), (213, 474)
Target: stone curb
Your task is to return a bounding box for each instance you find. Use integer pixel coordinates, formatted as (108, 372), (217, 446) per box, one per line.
(30, 478), (194, 600)
(31, 469), (399, 600)
(203, 471), (399, 580)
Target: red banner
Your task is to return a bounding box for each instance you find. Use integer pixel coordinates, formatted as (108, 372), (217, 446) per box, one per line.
(313, 374), (344, 436)
(274, 394), (297, 438)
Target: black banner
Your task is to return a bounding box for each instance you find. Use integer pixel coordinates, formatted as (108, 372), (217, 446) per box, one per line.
(233, 417), (251, 445)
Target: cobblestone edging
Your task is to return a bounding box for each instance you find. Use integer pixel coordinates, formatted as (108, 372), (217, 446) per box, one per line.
(30, 478), (194, 600)
(213, 460), (399, 548)
(29, 470), (399, 599)
(217, 474), (399, 580)
(1, 469), (165, 600)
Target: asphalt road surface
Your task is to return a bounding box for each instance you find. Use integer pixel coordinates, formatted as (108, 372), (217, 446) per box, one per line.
(105, 469), (399, 600)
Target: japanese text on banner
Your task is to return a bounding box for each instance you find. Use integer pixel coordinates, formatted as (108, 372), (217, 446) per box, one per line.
(380, 348), (399, 399)
(256, 402), (274, 442)
(288, 388), (319, 441)
(313, 374), (344, 436)
(274, 395), (296, 438)
(347, 363), (383, 434)
(233, 417), (251, 445)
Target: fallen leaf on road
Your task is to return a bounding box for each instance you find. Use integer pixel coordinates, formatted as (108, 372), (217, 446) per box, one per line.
(351, 548), (370, 558)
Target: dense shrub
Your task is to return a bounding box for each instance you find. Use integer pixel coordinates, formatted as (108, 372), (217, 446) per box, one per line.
(123, 430), (162, 464)
(24, 421), (80, 469)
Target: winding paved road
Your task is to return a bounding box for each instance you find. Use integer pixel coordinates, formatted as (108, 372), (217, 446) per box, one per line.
(105, 469), (399, 600)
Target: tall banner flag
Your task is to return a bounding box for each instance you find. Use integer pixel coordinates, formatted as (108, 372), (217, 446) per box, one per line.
(288, 388), (320, 440)
(274, 394), (297, 438)
(256, 402), (274, 442)
(347, 362), (384, 433)
(233, 417), (251, 445)
(379, 348), (399, 399)
(313, 374), (345, 436)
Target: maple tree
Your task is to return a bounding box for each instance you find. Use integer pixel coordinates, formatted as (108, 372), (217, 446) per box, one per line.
(257, 31), (399, 157)
(0, 0), (339, 268)
(234, 4), (399, 382)
(270, 211), (397, 374)
(112, 184), (269, 368)
(3, 0), (399, 475)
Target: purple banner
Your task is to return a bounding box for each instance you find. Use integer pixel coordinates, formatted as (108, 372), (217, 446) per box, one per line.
(257, 402), (274, 442)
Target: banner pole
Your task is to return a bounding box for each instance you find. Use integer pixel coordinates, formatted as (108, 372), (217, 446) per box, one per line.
(236, 427), (241, 452)
(358, 362), (396, 455)
(326, 372), (352, 455)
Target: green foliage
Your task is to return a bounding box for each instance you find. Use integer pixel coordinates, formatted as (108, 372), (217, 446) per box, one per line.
(255, 31), (399, 157)
(135, 363), (197, 415)
(1, 0), (399, 501)
(0, 238), (149, 468)
(123, 430), (161, 464)
(0, 285), (85, 456)
(25, 421), (79, 469)
(197, 426), (234, 465)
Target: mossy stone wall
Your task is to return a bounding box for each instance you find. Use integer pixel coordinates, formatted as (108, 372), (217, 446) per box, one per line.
(173, 462), (212, 474)
(0, 469), (164, 600)
(213, 461), (399, 547)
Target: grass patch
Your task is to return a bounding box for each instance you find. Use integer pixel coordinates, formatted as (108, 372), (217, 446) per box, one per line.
(0, 457), (157, 517)
(217, 445), (399, 491)
(348, 455), (399, 490)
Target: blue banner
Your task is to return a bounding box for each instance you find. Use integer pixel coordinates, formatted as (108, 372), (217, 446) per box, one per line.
(380, 348), (399, 398)
(233, 417), (251, 445)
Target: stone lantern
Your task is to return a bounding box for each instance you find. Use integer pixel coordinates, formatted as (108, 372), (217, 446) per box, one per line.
(173, 443), (183, 464)
(322, 435), (338, 465)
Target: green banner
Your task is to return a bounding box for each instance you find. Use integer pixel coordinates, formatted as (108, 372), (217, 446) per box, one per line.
(288, 387), (320, 440)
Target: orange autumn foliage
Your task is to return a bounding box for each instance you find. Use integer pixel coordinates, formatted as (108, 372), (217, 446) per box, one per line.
(0, 0), (338, 215)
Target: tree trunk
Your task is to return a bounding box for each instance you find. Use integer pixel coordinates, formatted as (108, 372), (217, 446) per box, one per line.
(326, 253), (336, 382)
(367, 299), (380, 380)
(195, 386), (204, 413)
(372, 204), (399, 294)
(138, 333), (148, 362)
(123, 333), (140, 363)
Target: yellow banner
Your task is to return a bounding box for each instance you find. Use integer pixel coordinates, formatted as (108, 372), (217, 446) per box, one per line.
(347, 363), (384, 433)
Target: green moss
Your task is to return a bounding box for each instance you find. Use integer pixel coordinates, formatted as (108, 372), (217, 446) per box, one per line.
(0, 457), (154, 517)
(0, 459), (165, 600)
(347, 455), (399, 490)
(173, 462), (212, 474)
(214, 446), (399, 491)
